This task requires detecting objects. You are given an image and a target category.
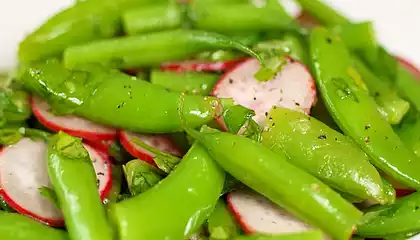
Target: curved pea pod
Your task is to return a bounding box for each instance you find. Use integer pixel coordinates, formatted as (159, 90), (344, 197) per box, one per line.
(18, 60), (220, 133)
(332, 22), (376, 53)
(123, 4), (183, 35)
(108, 143), (225, 240)
(261, 107), (387, 204)
(309, 27), (420, 190)
(353, 57), (409, 125)
(0, 89), (31, 127)
(182, 123), (361, 240)
(207, 200), (241, 240)
(63, 29), (263, 69)
(123, 160), (164, 196)
(395, 58), (420, 112)
(150, 70), (219, 95)
(18, 1), (121, 63)
(233, 230), (324, 240)
(188, 1), (296, 32)
(357, 192), (420, 238)
(47, 132), (112, 240)
(0, 212), (69, 240)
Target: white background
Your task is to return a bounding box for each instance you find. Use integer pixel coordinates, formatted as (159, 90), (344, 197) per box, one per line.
(0, 0), (419, 238)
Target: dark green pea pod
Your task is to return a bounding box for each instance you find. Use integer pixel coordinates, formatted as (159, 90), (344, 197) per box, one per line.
(254, 33), (309, 65)
(397, 119), (420, 158)
(18, 59), (221, 133)
(357, 192), (420, 238)
(0, 195), (14, 212)
(47, 132), (112, 240)
(188, 1), (296, 32)
(123, 160), (164, 196)
(395, 61), (420, 112)
(207, 200), (241, 240)
(122, 3), (183, 35)
(309, 27), (420, 190)
(0, 75), (31, 127)
(261, 107), (387, 204)
(360, 46), (399, 83)
(63, 29), (263, 69)
(104, 164), (123, 206)
(150, 70), (219, 96)
(332, 22), (376, 53)
(108, 143), (225, 240)
(233, 230), (324, 240)
(353, 57), (409, 125)
(0, 212), (69, 240)
(179, 108), (361, 239)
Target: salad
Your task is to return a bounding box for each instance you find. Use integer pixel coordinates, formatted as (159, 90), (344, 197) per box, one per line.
(1, 0), (420, 239)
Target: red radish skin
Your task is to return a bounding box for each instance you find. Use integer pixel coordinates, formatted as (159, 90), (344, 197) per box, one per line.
(0, 138), (63, 226)
(0, 138), (113, 226)
(32, 96), (117, 142)
(120, 131), (183, 164)
(212, 58), (316, 126)
(161, 59), (245, 73)
(227, 189), (313, 235)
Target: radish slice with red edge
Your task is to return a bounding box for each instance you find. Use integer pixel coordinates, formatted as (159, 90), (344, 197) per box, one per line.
(0, 138), (112, 226)
(227, 188), (313, 235)
(120, 131), (183, 164)
(161, 59), (244, 73)
(32, 96), (117, 142)
(212, 57), (316, 126)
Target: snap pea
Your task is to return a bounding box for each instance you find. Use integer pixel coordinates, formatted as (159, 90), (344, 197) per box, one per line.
(181, 123), (362, 240)
(294, 0), (348, 27)
(309, 27), (420, 190)
(104, 165), (123, 206)
(357, 192), (420, 237)
(0, 212), (69, 240)
(123, 160), (164, 196)
(188, 1), (296, 32)
(353, 57), (409, 124)
(18, 59), (220, 133)
(395, 63), (420, 112)
(384, 232), (419, 240)
(122, 4), (183, 35)
(396, 114), (420, 157)
(150, 70), (219, 95)
(47, 132), (112, 240)
(63, 29), (262, 69)
(0, 127), (51, 145)
(0, 75), (31, 127)
(108, 143), (225, 240)
(261, 107), (387, 204)
(233, 230), (324, 240)
(332, 22), (376, 52)
(207, 200), (241, 240)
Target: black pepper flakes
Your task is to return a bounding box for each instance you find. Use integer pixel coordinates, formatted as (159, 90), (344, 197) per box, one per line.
(385, 136), (389, 140)
(318, 135), (327, 140)
(334, 137), (338, 141)
(374, 92), (380, 97)
(269, 117), (273, 121)
(364, 136), (371, 143)
(364, 124), (371, 130)
(326, 37), (332, 44)
(265, 112), (268, 116)
(253, 97), (257, 100)
(271, 122), (276, 127)
(295, 102), (300, 106)
(97, 172), (105, 176)
(229, 78), (234, 84)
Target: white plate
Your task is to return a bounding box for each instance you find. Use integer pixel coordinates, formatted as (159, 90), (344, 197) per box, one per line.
(1, 0), (419, 239)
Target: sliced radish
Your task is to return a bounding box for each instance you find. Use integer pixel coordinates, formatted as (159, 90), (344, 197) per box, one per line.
(212, 58), (316, 126)
(120, 130), (183, 164)
(161, 59), (244, 73)
(31, 96), (117, 142)
(0, 138), (112, 226)
(227, 188), (313, 235)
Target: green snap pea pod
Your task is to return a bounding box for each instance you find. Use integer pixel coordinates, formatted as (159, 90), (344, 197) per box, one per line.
(253, 33), (309, 65)
(357, 192), (420, 237)
(18, 59), (220, 133)
(309, 27), (420, 190)
(18, 1), (120, 62)
(396, 116), (420, 158)
(395, 62), (420, 112)
(180, 124), (362, 239)
(332, 22), (376, 52)
(47, 132), (112, 240)
(122, 4), (183, 35)
(384, 232), (419, 240)
(207, 200), (241, 240)
(294, 0), (348, 27)
(123, 160), (164, 196)
(233, 230), (324, 240)
(188, 2), (296, 32)
(353, 57), (409, 124)
(108, 143), (225, 240)
(261, 107), (387, 204)
(64, 29), (263, 69)
(105, 164), (123, 206)
(150, 70), (219, 95)
(195, 50), (245, 62)
(0, 127), (51, 145)
(0, 212), (69, 240)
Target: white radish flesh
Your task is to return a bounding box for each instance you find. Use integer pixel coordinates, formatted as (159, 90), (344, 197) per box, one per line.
(227, 189), (312, 235)
(120, 131), (183, 164)
(84, 144), (112, 200)
(32, 96), (117, 141)
(212, 58), (316, 126)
